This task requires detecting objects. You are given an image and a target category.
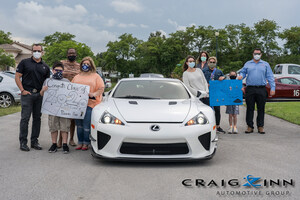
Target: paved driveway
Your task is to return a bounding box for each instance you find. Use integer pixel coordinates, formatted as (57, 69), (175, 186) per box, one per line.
(0, 106), (299, 200)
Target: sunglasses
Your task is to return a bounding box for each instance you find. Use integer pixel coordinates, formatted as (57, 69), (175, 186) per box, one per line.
(253, 53), (261, 55)
(209, 62), (216, 64)
(33, 50), (42, 53)
(54, 69), (63, 73)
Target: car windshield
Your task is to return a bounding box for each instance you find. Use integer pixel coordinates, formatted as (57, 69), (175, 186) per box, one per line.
(113, 80), (190, 99)
(3, 72), (15, 78)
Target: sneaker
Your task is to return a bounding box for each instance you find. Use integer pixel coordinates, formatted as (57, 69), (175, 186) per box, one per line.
(258, 127), (265, 134)
(245, 126), (253, 134)
(233, 127), (238, 134)
(63, 144), (69, 154)
(217, 127), (225, 133)
(227, 127), (233, 134)
(48, 143), (57, 153)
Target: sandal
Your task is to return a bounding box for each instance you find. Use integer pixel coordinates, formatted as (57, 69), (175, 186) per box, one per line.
(82, 145), (88, 151)
(75, 145), (83, 150)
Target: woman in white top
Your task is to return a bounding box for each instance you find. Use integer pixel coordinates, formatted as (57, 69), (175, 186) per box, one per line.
(182, 55), (209, 105)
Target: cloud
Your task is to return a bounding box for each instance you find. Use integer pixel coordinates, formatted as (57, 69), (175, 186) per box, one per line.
(167, 19), (196, 31)
(140, 24), (149, 29)
(110, 0), (143, 13)
(11, 1), (116, 53)
(118, 23), (137, 28)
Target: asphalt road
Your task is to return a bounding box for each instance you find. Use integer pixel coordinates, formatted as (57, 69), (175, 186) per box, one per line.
(0, 106), (299, 200)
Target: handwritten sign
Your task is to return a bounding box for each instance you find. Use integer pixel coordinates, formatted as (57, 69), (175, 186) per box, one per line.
(41, 78), (90, 119)
(209, 80), (243, 106)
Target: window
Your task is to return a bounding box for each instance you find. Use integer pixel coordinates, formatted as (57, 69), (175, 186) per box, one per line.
(0, 75), (3, 83)
(274, 65), (282, 74)
(113, 80), (190, 99)
(288, 65), (300, 74)
(279, 78), (300, 85)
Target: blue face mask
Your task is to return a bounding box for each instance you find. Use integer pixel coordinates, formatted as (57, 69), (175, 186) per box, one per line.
(53, 71), (63, 80)
(189, 62), (195, 68)
(82, 64), (90, 72)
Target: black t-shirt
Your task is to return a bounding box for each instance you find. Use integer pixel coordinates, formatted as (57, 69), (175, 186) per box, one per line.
(16, 57), (50, 91)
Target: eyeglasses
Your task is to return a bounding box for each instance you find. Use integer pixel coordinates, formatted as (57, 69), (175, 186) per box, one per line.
(188, 61), (195, 63)
(253, 53), (261, 55)
(209, 62), (216, 64)
(33, 50), (42, 53)
(54, 69), (63, 73)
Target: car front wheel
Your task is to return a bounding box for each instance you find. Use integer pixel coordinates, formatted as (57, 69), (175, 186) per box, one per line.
(0, 93), (14, 108)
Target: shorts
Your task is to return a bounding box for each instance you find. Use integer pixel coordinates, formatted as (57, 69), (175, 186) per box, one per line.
(226, 105), (239, 115)
(48, 115), (71, 132)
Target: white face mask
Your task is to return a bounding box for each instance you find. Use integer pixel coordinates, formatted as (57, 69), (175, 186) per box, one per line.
(33, 51), (42, 59)
(253, 54), (261, 61)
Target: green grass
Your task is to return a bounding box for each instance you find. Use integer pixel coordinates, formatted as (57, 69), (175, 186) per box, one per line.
(265, 102), (300, 125)
(105, 82), (117, 92)
(0, 105), (21, 117)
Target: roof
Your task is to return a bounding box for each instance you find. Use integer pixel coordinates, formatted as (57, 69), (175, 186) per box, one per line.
(15, 54), (32, 63)
(120, 77), (180, 82)
(13, 42), (32, 50)
(0, 44), (22, 52)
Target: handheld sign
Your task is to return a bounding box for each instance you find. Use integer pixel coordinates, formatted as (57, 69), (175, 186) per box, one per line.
(41, 78), (90, 119)
(209, 80), (243, 106)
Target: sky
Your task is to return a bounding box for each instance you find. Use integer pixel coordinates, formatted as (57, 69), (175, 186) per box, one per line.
(0, 0), (299, 53)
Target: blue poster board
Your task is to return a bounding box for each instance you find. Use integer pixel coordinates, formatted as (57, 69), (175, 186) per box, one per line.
(209, 80), (243, 106)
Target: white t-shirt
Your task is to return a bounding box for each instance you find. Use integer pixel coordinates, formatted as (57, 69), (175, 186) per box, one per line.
(182, 68), (209, 97)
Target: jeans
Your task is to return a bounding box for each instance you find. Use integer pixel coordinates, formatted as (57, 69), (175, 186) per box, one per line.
(75, 106), (92, 145)
(19, 93), (43, 145)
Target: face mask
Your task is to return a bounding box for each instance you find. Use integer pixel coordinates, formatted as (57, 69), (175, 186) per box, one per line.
(230, 75), (237, 80)
(68, 55), (76, 62)
(33, 51), (42, 59)
(82, 64), (90, 72)
(254, 54), (261, 61)
(52, 71), (63, 80)
(208, 63), (216, 69)
(201, 57), (207, 62)
(188, 62), (195, 68)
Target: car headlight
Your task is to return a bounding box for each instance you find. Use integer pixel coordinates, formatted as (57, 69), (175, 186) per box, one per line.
(100, 111), (124, 125)
(185, 112), (209, 126)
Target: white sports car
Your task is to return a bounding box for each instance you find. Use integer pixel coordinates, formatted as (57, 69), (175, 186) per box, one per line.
(90, 78), (218, 161)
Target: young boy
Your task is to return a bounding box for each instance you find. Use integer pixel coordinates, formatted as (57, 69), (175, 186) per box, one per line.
(226, 71), (239, 134)
(40, 62), (71, 153)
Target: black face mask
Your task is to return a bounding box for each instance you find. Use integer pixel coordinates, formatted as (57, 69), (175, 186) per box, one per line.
(67, 55), (76, 62)
(230, 75), (237, 80)
(53, 71), (63, 80)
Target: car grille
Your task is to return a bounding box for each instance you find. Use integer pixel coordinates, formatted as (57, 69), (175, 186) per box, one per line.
(97, 131), (111, 150)
(198, 132), (211, 151)
(120, 142), (189, 155)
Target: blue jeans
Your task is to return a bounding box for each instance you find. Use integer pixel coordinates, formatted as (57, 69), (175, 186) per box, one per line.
(75, 106), (92, 145)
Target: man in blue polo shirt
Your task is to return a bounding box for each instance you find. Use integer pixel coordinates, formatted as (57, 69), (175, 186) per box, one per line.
(238, 48), (275, 134)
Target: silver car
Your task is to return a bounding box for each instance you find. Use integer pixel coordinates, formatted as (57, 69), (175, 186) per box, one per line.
(0, 72), (21, 108)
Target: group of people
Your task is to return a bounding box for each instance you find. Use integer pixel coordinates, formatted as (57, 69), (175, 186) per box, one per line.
(15, 44), (275, 153)
(15, 44), (104, 153)
(182, 48), (275, 134)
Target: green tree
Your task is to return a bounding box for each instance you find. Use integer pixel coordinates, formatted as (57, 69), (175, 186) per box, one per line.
(279, 26), (300, 55)
(0, 30), (13, 44)
(43, 32), (75, 46)
(0, 48), (15, 70)
(43, 40), (94, 67)
(254, 19), (280, 57)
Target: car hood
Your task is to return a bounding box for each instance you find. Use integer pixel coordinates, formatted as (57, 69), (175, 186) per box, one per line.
(113, 99), (191, 122)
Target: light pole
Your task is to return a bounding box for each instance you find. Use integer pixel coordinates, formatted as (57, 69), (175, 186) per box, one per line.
(215, 31), (219, 60)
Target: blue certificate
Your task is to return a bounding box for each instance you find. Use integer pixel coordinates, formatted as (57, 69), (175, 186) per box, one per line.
(209, 80), (243, 106)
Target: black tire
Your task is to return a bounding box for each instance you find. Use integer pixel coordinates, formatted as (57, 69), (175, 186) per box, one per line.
(0, 92), (15, 108)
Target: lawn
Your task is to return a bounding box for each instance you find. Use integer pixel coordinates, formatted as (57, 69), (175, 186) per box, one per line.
(0, 105), (21, 117)
(265, 102), (300, 125)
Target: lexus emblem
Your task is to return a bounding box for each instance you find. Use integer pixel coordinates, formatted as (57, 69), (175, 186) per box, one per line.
(150, 125), (160, 131)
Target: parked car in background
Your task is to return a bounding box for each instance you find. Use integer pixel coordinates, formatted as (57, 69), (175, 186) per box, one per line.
(140, 73), (164, 78)
(0, 72), (21, 108)
(273, 64), (300, 80)
(266, 77), (300, 99)
(90, 78), (217, 161)
(105, 78), (112, 88)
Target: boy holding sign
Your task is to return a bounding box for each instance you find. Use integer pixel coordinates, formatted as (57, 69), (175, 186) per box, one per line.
(40, 62), (71, 153)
